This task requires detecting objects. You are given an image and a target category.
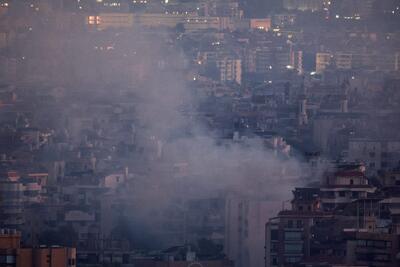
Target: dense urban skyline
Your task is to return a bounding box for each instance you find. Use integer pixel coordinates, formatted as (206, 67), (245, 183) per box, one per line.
(0, 1), (399, 267)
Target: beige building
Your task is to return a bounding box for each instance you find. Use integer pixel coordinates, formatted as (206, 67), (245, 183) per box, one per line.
(87, 13), (235, 32)
(316, 51), (400, 73)
(316, 52), (332, 73)
(335, 53), (353, 70)
(216, 58), (242, 85)
(250, 18), (271, 31)
(88, 13), (132, 30)
(0, 229), (76, 267)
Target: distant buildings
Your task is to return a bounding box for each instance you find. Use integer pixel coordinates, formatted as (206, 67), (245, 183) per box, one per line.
(283, 0), (330, 12)
(0, 1), (399, 267)
(265, 210), (333, 267)
(320, 164), (376, 211)
(347, 139), (400, 176)
(331, 0), (376, 18)
(265, 161), (400, 267)
(343, 229), (399, 267)
(316, 51), (400, 73)
(87, 13), (236, 32)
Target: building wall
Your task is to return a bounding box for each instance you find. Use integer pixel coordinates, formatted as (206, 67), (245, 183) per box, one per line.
(216, 58), (242, 85)
(344, 231), (399, 267)
(283, 0), (329, 11)
(316, 51), (400, 73)
(32, 247), (76, 267)
(266, 213), (332, 267)
(250, 18), (271, 31)
(0, 231), (76, 267)
(316, 52), (332, 73)
(225, 197), (281, 267)
(347, 139), (400, 175)
(0, 230), (21, 249)
(88, 13), (235, 32)
(0, 181), (25, 228)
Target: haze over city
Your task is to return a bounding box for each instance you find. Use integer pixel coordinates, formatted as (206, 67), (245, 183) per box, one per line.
(0, 1), (399, 267)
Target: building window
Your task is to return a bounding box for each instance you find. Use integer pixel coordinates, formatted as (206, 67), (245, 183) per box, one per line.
(369, 162), (375, 168)
(284, 243), (303, 253)
(357, 240), (366, 247)
(287, 220), (293, 228)
(0, 255), (16, 264)
(373, 254), (389, 261)
(339, 191), (346, 197)
(284, 231), (302, 241)
(270, 242), (278, 252)
(285, 256), (301, 263)
(326, 191), (335, 198)
(323, 203), (335, 211)
(373, 240), (388, 248)
(270, 229), (278, 241)
(367, 240), (374, 247)
(122, 254), (130, 264)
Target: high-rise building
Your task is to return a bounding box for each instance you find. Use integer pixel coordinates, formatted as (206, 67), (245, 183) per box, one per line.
(265, 188), (332, 267)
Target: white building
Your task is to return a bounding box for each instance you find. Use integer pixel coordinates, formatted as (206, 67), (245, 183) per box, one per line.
(216, 58), (242, 85)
